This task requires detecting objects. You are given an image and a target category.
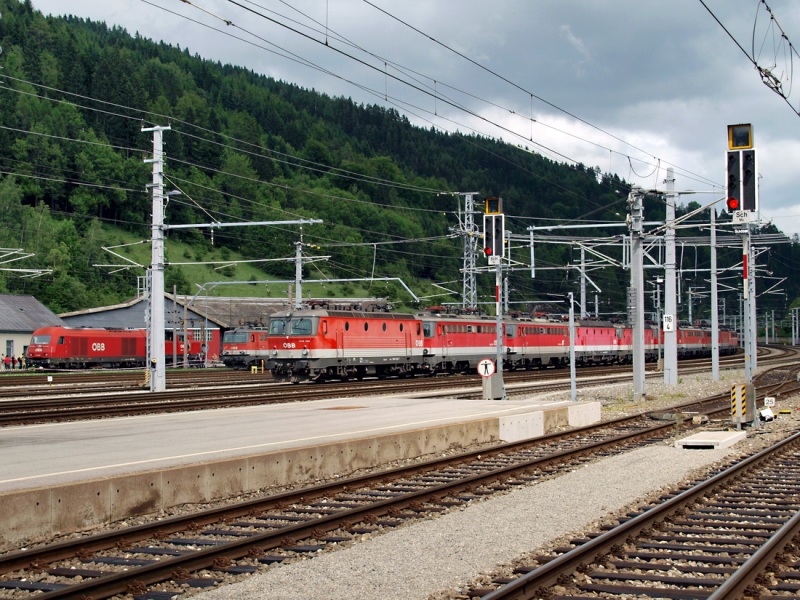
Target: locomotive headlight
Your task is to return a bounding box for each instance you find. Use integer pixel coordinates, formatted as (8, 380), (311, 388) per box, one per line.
(271, 349), (277, 356)
(302, 347), (309, 356)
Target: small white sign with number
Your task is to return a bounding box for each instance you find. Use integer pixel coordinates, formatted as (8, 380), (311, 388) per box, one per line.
(732, 210), (755, 224)
(663, 314), (675, 332)
(477, 359), (495, 378)
(764, 397), (776, 407)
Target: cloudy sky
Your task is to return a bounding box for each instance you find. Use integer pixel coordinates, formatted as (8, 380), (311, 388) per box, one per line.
(29, 0), (800, 236)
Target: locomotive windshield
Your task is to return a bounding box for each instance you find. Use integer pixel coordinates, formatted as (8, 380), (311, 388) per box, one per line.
(269, 317), (316, 335)
(31, 334), (51, 344)
(269, 318), (287, 335)
(223, 331), (249, 344)
(289, 318), (315, 335)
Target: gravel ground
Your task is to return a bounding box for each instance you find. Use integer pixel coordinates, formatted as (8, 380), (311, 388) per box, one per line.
(191, 368), (800, 600)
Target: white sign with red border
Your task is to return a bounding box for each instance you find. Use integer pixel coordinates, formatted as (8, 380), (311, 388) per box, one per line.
(477, 359), (495, 378)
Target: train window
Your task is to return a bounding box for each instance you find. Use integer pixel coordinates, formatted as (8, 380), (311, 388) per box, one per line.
(382, 323), (386, 332)
(223, 331), (249, 343)
(399, 323), (404, 332)
(345, 322), (350, 331)
(364, 323), (369, 331)
(57, 336), (65, 344)
(269, 319), (287, 335)
(321, 320), (328, 335)
(291, 318), (313, 335)
(423, 322), (432, 337)
(417, 323), (421, 336)
(32, 334), (51, 344)
(250, 334), (255, 343)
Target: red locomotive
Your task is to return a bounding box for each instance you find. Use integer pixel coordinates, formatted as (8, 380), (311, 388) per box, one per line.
(222, 306), (739, 383)
(26, 326), (218, 369)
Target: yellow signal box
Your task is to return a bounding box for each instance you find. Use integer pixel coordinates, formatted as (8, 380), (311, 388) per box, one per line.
(728, 123), (753, 150)
(484, 196), (503, 214)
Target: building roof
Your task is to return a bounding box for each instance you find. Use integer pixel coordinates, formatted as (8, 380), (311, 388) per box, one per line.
(59, 294), (390, 330)
(0, 294), (64, 333)
(171, 296), (389, 329)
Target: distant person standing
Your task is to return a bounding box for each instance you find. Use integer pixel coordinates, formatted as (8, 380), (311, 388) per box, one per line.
(16, 356), (23, 370)
(3, 354), (10, 370)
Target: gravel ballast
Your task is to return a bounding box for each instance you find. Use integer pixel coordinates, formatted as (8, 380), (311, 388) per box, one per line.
(191, 371), (799, 600)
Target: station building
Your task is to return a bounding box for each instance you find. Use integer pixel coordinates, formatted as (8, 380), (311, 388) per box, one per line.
(0, 294), (63, 362)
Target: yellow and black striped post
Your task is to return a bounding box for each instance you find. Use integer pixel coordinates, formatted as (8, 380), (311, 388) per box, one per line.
(731, 383), (756, 427)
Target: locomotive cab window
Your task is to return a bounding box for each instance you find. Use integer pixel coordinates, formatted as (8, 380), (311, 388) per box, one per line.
(223, 330), (249, 343)
(268, 319), (287, 335)
(32, 334), (51, 345)
(289, 318), (314, 335)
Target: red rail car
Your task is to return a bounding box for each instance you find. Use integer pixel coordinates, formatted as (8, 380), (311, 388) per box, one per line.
(223, 307), (740, 382)
(26, 326), (217, 369)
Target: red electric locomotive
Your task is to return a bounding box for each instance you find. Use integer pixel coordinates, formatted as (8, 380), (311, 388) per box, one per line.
(221, 327), (270, 369)
(26, 326), (216, 369)
(265, 308), (423, 383)
(228, 306), (740, 383)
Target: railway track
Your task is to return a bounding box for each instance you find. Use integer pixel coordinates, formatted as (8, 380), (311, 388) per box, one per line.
(474, 430), (800, 600)
(0, 345), (766, 395)
(0, 349), (789, 427)
(0, 406), (731, 598)
(0, 365), (797, 599)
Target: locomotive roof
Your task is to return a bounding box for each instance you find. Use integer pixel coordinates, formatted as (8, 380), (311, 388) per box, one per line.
(269, 309), (416, 320)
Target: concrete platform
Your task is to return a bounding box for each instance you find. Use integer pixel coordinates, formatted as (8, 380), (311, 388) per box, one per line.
(674, 430), (748, 450)
(0, 393), (600, 550)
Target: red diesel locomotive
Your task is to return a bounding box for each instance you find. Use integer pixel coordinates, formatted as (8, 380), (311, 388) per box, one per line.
(26, 326), (217, 369)
(222, 307), (739, 383)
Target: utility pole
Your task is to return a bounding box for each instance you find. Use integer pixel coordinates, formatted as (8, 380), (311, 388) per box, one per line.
(741, 228), (754, 383)
(663, 169), (678, 385)
(457, 193), (480, 311)
(143, 124), (170, 393)
(294, 230), (304, 310)
(710, 208), (720, 381)
(580, 247), (587, 318)
(483, 197), (506, 401)
(628, 187), (646, 401)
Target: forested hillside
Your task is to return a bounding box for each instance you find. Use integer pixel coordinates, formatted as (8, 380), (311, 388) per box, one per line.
(1, 0), (798, 324)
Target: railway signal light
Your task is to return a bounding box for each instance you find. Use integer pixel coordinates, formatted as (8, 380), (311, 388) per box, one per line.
(725, 149), (758, 214)
(725, 124), (758, 215)
(726, 150), (741, 213)
(741, 149), (757, 212)
(482, 214), (505, 259)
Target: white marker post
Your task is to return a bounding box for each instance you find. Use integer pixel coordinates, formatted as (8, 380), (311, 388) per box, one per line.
(479, 358), (502, 401)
